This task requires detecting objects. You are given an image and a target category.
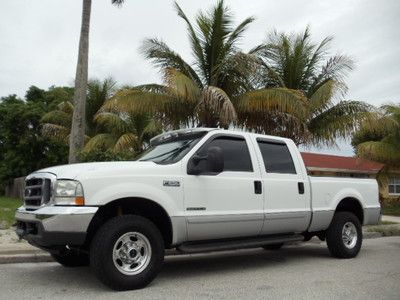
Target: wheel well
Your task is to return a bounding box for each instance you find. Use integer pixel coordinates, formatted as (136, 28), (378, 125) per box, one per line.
(84, 198), (173, 249)
(335, 197), (364, 224)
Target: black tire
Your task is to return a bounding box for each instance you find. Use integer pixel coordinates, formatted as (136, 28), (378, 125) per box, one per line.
(326, 211), (362, 258)
(90, 215), (164, 290)
(51, 251), (89, 267)
(262, 243), (284, 250)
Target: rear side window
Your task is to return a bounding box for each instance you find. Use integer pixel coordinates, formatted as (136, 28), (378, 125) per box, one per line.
(257, 140), (296, 174)
(198, 136), (253, 172)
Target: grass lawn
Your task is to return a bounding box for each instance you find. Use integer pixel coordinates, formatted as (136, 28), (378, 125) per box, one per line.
(382, 202), (400, 216)
(0, 196), (23, 229)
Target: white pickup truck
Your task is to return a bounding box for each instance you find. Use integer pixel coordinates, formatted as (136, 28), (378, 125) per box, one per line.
(16, 128), (381, 290)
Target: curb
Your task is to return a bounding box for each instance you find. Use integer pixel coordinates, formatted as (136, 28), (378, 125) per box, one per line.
(363, 231), (383, 239)
(0, 253), (53, 264)
(0, 234), (389, 265)
(0, 249), (181, 265)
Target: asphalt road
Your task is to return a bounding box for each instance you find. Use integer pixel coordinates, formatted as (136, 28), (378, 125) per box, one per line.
(1, 237), (399, 300)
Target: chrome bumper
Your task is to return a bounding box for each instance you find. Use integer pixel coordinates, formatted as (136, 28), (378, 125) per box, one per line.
(15, 206), (98, 248)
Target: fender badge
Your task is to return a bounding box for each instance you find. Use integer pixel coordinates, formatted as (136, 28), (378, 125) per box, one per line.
(163, 180), (180, 187)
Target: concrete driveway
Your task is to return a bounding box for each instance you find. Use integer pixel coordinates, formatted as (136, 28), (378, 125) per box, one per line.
(0, 236), (399, 300)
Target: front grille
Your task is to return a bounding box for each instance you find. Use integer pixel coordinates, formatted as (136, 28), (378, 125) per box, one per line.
(24, 177), (51, 208)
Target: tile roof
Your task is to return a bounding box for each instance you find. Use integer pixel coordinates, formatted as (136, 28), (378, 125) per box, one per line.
(301, 152), (384, 174)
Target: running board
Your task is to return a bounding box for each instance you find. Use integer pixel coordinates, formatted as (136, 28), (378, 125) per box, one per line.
(177, 234), (304, 254)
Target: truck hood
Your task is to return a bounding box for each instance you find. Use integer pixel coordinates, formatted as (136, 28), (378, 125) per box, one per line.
(35, 161), (164, 180)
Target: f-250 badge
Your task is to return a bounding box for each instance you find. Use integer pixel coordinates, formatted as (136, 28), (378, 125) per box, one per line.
(163, 180), (180, 187)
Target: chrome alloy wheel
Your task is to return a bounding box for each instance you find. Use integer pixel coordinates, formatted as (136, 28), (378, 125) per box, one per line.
(342, 222), (358, 249)
(112, 232), (152, 275)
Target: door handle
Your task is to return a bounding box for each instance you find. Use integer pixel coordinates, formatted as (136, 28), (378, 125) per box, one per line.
(254, 181), (262, 194)
(298, 182), (305, 194)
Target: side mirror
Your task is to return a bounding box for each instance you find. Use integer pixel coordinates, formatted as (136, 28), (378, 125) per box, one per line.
(187, 146), (224, 175)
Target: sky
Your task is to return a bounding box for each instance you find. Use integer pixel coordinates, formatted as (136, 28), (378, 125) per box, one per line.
(1, 0), (399, 156)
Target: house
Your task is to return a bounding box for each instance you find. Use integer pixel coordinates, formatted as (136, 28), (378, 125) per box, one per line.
(300, 152), (398, 199)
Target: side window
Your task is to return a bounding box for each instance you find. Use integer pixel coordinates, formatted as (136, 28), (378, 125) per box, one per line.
(257, 140), (297, 174)
(198, 136), (253, 172)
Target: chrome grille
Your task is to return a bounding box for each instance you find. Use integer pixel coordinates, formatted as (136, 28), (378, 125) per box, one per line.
(24, 176), (52, 209)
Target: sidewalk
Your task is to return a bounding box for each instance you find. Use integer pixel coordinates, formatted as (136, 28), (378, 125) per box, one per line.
(1, 215), (400, 264)
(381, 215), (400, 223)
(0, 229), (52, 264)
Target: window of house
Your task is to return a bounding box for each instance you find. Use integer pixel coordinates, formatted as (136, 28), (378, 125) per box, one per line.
(197, 136), (253, 172)
(257, 140), (297, 174)
(388, 177), (400, 195)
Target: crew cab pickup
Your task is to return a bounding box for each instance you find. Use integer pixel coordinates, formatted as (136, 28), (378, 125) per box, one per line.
(15, 128), (381, 290)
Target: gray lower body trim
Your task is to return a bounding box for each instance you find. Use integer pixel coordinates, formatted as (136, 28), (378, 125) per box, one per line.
(363, 206), (381, 225)
(170, 216), (187, 246)
(262, 211), (311, 234)
(308, 210), (334, 232)
(186, 214), (264, 241)
(187, 214), (264, 224)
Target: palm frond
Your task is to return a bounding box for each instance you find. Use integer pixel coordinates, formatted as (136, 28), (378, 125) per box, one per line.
(238, 88), (308, 118)
(94, 112), (128, 135)
(357, 141), (400, 166)
(41, 123), (70, 143)
(101, 88), (175, 114)
(164, 68), (201, 103)
(141, 38), (203, 87)
(225, 16), (255, 51)
(111, 0), (125, 7)
(308, 54), (354, 96)
(308, 100), (371, 145)
(197, 86), (237, 127)
(135, 84), (169, 94)
(84, 133), (117, 152)
(57, 101), (74, 114)
(174, 1), (206, 76)
(41, 110), (71, 128)
(309, 79), (346, 114)
(114, 133), (138, 152)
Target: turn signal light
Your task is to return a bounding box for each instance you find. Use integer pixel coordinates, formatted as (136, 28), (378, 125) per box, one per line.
(75, 197), (85, 206)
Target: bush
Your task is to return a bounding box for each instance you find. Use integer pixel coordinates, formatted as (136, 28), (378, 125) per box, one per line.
(381, 198), (400, 216)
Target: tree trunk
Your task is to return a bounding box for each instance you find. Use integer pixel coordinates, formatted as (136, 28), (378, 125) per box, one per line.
(69, 0), (92, 163)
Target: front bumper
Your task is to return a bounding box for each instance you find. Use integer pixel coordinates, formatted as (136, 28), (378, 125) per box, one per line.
(15, 206), (98, 248)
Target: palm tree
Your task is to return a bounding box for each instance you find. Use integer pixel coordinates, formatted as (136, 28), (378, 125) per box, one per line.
(84, 111), (161, 155)
(245, 27), (371, 145)
(69, 0), (92, 163)
(103, 0), (263, 129)
(69, 0), (128, 163)
(42, 101), (74, 143)
(354, 104), (400, 165)
(42, 78), (117, 143)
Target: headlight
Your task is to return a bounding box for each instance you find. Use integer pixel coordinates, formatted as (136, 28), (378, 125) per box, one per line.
(54, 180), (85, 205)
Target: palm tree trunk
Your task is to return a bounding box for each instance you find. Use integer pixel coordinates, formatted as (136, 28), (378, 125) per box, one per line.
(69, 0), (92, 163)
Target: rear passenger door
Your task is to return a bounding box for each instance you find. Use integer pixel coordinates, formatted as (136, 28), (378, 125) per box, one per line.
(254, 138), (311, 234)
(183, 134), (264, 241)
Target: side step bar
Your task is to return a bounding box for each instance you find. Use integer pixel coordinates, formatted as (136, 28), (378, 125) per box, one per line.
(177, 234), (304, 254)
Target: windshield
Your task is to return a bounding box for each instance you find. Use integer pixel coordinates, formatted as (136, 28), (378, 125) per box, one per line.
(137, 132), (206, 164)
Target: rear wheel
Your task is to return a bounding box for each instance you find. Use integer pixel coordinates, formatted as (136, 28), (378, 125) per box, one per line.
(326, 211), (362, 258)
(90, 215), (164, 290)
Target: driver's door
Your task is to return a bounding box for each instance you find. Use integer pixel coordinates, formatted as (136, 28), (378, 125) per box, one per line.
(183, 134), (264, 241)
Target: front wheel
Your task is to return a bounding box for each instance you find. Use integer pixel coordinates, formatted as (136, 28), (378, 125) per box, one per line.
(326, 212), (362, 258)
(90, 215), (164, 290)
